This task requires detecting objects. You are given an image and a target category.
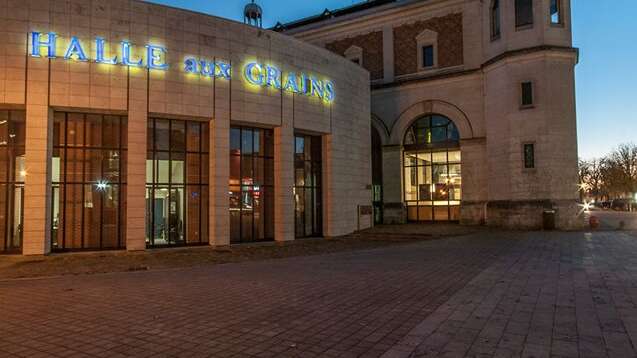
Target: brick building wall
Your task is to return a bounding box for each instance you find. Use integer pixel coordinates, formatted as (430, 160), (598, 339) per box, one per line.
(326, 31), (384, 81)
(394, 13), (464, 76)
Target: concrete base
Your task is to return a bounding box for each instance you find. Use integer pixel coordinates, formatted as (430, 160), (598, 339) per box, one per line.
(485, 199), (586, 230)
(383, 203), (406, 225)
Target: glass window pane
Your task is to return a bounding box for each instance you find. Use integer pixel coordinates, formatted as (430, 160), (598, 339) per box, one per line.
(242, 128), (253, 155)
(186, 185), (202, 244)
(253, 129), (262, 156)
(102, 116), (120, 148)
(86, 115), (103, 147)
(66, 113), (85, 147)
(171, 120), (186, 152)
(230, 127), (241, 153)
(171, 152), (185, 184)
(432, 151), (447, 163)
(156, 152), (169, 184)
(147, 119), (154, 151)
(155, 119), (170, 151)
(187, 122), (201, 152)
(404, 166), (418, 201)
(201, 123), (210, 153)
(241, 156), (253, 185)
(9, 111), (25, 147)
(448, 150), (461, 163)
(169, 188), (185, 244)
(187, 153), (200, 184)
(0, 147), (7, 182)
(102, 184), (119, 249)
(0, 111), (8, 145)
(102, 150), (120, 183)
(230, 153), (241, 184)
(53, 112), (65, 147)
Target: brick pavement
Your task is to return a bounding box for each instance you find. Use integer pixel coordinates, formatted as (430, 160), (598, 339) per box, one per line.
(1, 231), (637, 357)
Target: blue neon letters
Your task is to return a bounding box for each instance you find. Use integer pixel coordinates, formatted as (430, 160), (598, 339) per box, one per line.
(243, 62), (335, 102)
(30, 32), (168, 70)
(28, 32), (335, 102)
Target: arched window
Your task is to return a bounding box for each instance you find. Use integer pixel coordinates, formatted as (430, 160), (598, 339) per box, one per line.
(403, 115), (461, 222)
(491, 0), (501, 40)
(515, 0), (534, 28)
(403, 114), (460, 148)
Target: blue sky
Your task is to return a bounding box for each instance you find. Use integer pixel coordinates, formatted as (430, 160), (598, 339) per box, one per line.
(146, 0), (636, 159)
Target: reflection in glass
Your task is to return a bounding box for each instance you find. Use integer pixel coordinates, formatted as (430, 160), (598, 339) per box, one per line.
(0, 110), (25, 253)
(146, 118), (209, 247)
(51, 112), (127, 251)
(294, 134), (322, 238)
(230, 126), (274, 243)
(403, 114), (462, 222)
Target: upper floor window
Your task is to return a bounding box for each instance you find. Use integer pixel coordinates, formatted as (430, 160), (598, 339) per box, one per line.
(550, 0), (563, 25)
(491, 0), (501, 40)
(416, 29), (438, 71)
(422, 46), (435, 68)
(515, 0), (534, 28)
(523, 143), (535, 169)
(344, 45), (363, 67)
(521, 81), (534, 108)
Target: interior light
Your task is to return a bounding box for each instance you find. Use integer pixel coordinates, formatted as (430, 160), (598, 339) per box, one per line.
(96, 180), (109, 191)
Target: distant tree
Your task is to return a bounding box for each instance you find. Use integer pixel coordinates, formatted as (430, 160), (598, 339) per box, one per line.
(605, 143), (637, 197)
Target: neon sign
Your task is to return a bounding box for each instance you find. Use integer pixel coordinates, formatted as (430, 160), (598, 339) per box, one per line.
(30, 32), (169, 70)
(28, 32), (335, 102)
(243, 62), (335, 102)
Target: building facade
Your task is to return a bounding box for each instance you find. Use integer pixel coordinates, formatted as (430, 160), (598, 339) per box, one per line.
(0, 0), (372, 255)
(275, 0), (582, 229)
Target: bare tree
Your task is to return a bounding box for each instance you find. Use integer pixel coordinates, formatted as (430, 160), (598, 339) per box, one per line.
(606, 143), (637, 197)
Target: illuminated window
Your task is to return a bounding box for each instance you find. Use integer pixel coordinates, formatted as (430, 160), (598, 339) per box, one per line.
(0, 110), (25, 254)
(230, 126), (274, 243)
(515, 0), (534, 28)
(403, 115), (461, 222)
(294, 134), (322, 238)
(52, 112), (127, 251)
(146, 118), (209, 247)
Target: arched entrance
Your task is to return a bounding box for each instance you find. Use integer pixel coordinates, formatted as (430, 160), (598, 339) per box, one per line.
(403, 114), (462, 222)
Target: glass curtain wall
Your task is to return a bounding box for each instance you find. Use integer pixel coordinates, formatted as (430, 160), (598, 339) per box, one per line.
(52, 112), (127, 251)
(403, 114), (462, 222)
(229, 126), (274, 243)
(294, 134), (323, 238)
(146, 118), (209, 247)
(0, 110), (25, 254)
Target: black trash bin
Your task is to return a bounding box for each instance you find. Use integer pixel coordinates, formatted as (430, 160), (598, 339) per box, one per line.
(543, 210), (556, 231)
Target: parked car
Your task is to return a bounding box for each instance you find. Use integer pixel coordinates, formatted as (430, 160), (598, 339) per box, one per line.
(611, 199), (636, 212)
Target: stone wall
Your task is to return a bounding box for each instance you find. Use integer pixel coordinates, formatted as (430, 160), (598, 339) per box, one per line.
(0, 0), (371, 254)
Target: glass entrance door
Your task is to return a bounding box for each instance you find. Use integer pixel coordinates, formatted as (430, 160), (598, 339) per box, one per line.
(0, 110), (25, 254)
(294, 134), (322, 238)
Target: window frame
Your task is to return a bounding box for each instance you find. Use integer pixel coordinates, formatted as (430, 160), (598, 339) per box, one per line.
(523, 142), (536, 170)
(416, 29), (439, 72)
(491, 0), (501, 41)
(146, 117), (210, 248)
(51, 112), (128, 252)
(549, 0), (564, 26)
(515, 0), (534, 30)
(520, 81), (535, 109)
